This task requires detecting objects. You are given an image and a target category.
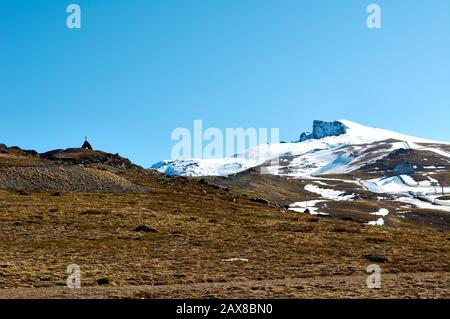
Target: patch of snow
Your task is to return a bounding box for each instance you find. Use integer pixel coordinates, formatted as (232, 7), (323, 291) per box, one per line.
(396, 197), (450, 212)
(222, 258), (249, 262)
(304, 184), (354, 201)
(361, 176), (441, 195)
(371, 208), (389, 217)
(289, 184), (354, 215)
(289, 200), (329, 215)
(427, 176), (439, 183)
(367, 208), (389, 226)
(400, 175), (418, 186)
(367, 218), (385, 226)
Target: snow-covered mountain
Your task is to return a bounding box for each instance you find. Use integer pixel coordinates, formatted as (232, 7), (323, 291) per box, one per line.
(152, 120), (450, 177)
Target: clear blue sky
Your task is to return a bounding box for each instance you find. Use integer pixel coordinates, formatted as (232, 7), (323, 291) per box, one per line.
(1, 0), (449, 167)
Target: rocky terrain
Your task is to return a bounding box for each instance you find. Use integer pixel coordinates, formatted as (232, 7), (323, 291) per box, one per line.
(0, 145), (145, 192)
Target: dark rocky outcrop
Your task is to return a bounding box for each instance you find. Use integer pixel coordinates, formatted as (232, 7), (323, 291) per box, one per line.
(133, 225), (157, 233)
(364, 255), (389, 263)
(299, 120), (347, 142)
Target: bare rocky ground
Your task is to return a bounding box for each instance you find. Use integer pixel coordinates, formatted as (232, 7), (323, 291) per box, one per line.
(1, 272), (448, 299)
(0, 145), (448, 299)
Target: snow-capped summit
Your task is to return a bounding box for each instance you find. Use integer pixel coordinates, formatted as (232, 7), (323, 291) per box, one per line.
(152, 120), (449, 177)
(337, 119), (443, 145)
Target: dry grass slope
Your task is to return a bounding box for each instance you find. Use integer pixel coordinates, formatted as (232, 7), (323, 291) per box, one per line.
(0, 144), (449, 298)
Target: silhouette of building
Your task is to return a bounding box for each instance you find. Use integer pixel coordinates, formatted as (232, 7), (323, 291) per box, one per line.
(81, 137), (93, 150)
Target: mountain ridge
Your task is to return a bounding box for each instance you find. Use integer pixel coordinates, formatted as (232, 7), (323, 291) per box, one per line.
(152, 119), (450, 177)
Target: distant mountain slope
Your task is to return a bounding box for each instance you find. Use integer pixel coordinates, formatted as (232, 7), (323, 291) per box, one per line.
(152, 120), (450, 177)
(151, 120), (450, 225)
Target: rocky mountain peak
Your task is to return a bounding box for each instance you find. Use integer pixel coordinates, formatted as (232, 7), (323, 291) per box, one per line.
(299, 120), (348, 142)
